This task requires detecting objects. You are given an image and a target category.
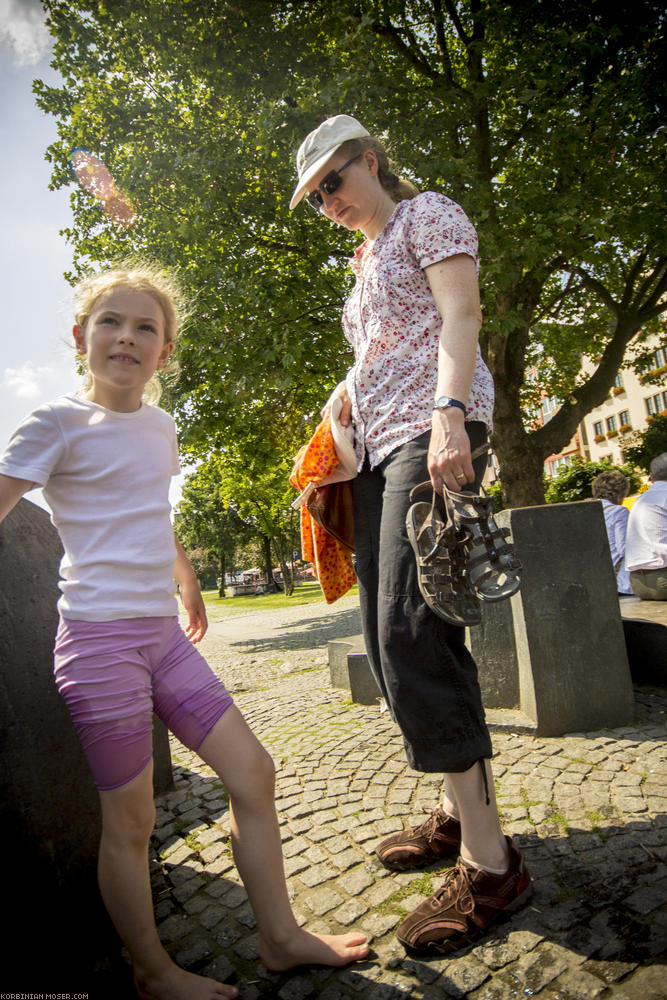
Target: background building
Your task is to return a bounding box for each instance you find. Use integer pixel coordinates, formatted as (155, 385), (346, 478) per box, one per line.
(536, 334), (667, 477)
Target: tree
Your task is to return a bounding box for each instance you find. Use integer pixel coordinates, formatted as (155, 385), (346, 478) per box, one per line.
(544, 458), (642, 505)
(622, 413), (667, 473)
(37, 0), (666, 507)
(174, 461), (252, 596)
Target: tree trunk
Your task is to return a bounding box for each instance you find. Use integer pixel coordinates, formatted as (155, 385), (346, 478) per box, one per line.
(218, 553), (226, 598)
(492, 425), (546, 508)
(262, 534), (272, 585)
(273, 534), (294, 596)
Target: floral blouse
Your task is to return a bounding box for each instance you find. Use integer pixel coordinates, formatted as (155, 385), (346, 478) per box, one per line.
(342, 190), (494, 470)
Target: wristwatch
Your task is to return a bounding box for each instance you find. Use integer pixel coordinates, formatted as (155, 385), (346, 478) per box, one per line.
(433, 396), (467, 415)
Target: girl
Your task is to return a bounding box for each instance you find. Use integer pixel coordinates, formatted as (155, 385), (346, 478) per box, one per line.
(288, 116), (531, 954)
(0, 264), (368, 1000)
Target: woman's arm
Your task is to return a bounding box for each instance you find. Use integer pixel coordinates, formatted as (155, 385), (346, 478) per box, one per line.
(0, 474), (33, 524)
(173, 533), (208, 643)
(424, 253), (483, 493)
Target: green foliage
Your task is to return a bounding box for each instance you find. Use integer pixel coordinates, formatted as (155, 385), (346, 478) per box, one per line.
(485, 479), (505, 514)
(622, 413), (667, 472)
(174, 460), (253, 593)
(37, 0), (667, 508)
(544, 458), (642, 505)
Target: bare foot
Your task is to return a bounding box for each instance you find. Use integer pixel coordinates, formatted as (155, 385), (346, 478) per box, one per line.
(134, 963), (238, 999)
(259, 928), (369, 971)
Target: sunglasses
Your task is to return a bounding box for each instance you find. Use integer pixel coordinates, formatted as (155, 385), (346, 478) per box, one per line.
(306, 154), (362, 210)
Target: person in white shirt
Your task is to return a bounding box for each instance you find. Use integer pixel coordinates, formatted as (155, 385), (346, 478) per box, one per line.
(0, 265), (368, 1000)
(591, 470), (633, 596)
(625, 452), (667, 600)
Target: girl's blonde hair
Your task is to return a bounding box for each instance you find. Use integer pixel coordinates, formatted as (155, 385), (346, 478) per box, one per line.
(73, 261), (187, 405)
(338, 136), (420, 203)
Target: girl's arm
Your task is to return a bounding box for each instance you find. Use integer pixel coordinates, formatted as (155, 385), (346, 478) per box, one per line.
(173, 533), (208, 643)
(0, 474), (34, 524)
(424, 253), (483, 494)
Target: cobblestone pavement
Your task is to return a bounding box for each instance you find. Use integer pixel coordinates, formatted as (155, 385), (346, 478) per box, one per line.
(142, 595), (666, 999)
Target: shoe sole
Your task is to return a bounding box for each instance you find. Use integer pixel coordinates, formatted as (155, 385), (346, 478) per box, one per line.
(398, 881), (533, 956)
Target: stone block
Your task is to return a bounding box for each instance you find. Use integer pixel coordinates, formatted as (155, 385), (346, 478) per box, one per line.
(0, 498), (172, 981)
(467, 597), (520, 709)
(328, 634), (382, 704)
(621, 618), (667, 686)
(495, 502), (634, 735)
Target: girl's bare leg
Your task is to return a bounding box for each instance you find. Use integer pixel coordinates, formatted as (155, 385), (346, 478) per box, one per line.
(442, 759), (508, 871)
(198, 706), (369, 971)
(98, 763), (238, 1000)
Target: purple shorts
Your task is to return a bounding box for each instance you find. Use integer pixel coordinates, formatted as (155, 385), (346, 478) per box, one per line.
(54, 616), (234, 791)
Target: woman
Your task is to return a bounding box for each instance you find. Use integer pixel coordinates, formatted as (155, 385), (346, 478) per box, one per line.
(591, 470), (633, 596)
(290, 114), (531, 954)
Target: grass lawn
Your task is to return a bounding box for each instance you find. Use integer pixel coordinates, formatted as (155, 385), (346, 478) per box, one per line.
(201, 580), (359, 618)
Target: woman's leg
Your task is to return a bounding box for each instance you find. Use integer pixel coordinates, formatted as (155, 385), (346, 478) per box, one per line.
(197, 705), (369, 971)
(444, 760), (508, 871)
(98, 762), (238, 999)
(373, 428), (510, 868)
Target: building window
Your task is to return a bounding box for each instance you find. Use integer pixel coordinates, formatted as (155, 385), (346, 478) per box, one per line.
(593, 420), (603, 436)
(548, 455), (572, 477)
(618, 410), (632, 433)
(606, 415), (617, 432)
(614, 373), (624, 388)
(654, 347), (666, 367)
(541, 396), (559, 423)
(646, 394), (663, 415)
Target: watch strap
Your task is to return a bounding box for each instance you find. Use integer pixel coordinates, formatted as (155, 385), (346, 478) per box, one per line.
(433, 396), (467, 415)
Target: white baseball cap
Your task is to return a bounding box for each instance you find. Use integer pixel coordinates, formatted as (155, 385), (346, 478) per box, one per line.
(289, 114), (370, 210)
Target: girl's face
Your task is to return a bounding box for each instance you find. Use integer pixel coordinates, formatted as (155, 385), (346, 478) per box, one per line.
(307, 148), (396, 240)
(73, 285), (173, 411)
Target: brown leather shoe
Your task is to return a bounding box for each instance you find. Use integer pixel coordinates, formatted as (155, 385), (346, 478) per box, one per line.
(375, 807), (462, 871)
(396, 836), (532, 954)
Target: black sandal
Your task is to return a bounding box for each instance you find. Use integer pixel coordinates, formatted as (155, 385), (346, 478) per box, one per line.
(442, 461), (522, 603)
(406, 484), (481, 626)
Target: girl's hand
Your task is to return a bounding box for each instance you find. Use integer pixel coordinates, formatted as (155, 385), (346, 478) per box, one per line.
(179, 577), (208, 643)
(428, 408), (474, 494)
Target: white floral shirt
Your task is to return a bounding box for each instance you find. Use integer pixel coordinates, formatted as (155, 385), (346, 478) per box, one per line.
(342, 191), (494, 470)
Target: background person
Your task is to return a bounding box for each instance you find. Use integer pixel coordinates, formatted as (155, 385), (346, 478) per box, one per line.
(289, 114), (531, 955)
(591, 470), (633, 596)
(625, 452), (667, 601)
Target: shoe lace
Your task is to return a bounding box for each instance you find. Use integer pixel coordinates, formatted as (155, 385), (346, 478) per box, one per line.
(433, 863), (475, 916)
(413, 807), (442, 839)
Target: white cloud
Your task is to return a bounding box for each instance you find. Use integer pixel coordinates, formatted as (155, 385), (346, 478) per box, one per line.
(2, 359), (77, 401)
(0, 0), (51, 66)
(3, 361), (52, 399)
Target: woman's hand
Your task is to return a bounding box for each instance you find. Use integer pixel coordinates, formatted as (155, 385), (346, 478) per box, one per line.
(428, 407), (474, 494)
(338, 388), (352, 427)
(321, 385), (352, 427)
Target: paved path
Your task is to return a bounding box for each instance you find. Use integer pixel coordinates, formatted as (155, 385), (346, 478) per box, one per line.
(122, 595), (665, 997)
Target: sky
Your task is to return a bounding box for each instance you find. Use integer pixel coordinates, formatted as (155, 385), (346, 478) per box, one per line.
(0, 0), (184, 510)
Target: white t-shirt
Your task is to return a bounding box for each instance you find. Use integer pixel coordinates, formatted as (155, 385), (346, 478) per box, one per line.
(625, 481), (667, 571)
(343, 191), (494, 470)
(0, 394), (180, 621)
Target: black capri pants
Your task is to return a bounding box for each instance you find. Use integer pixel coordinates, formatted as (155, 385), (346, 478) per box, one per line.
(353, 422), (493, 773)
